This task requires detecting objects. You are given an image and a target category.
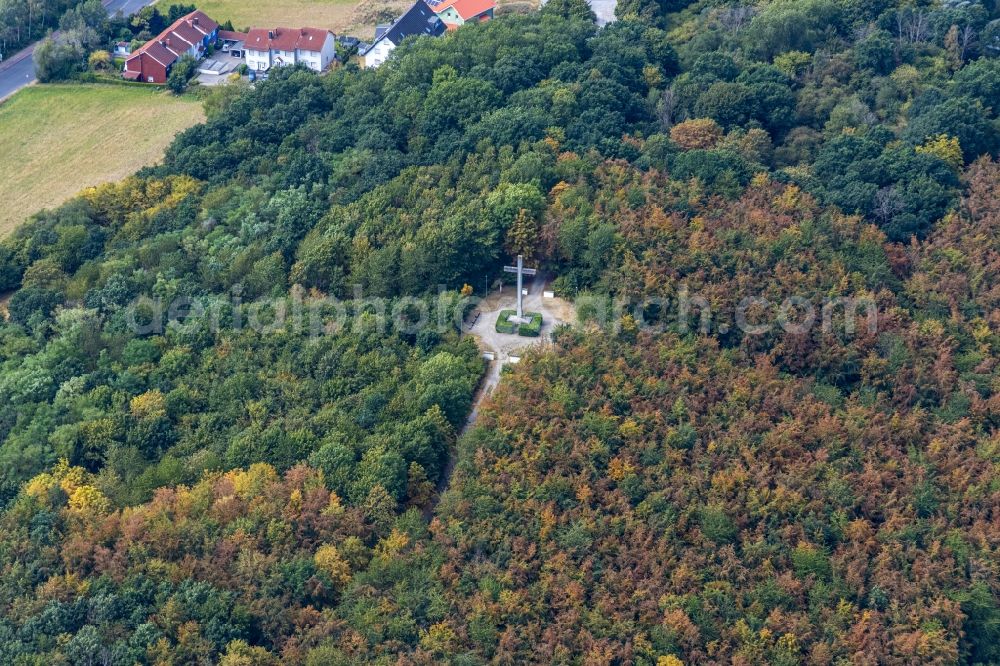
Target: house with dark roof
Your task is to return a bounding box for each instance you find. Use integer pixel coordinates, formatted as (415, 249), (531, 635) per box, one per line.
(244, 27), (337, 72)
(430, 0), (495, 29)
(361, 0), (446, 68)
(123, 10), (219, 83)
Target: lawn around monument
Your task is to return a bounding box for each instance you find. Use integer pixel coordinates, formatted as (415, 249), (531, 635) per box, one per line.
(495, 310), (543, 336)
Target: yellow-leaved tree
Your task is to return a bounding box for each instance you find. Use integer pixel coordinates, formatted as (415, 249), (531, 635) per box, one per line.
(314, 544), (352, 589)
(130, 389), (167, 420)
(916, 134), (963, 171)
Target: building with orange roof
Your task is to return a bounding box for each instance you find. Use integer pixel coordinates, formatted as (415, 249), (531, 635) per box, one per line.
(123, 10), (219, 83)
(244, 27), (337, 73)
(430, 0), (495, 29)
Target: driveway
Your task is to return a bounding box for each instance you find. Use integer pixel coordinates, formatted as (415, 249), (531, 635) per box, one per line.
(196, 53), (243, 86)
(0, 0), (158, 102)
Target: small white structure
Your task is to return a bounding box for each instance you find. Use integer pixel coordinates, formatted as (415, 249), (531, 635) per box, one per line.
(245, 27), (337, 72)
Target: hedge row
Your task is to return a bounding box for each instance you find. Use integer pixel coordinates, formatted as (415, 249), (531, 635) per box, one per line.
(518, 312), (543, 337)
(495, 310), (517, 334)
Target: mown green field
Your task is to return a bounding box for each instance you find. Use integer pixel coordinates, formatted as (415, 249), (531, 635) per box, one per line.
(0, 84), (203, 236)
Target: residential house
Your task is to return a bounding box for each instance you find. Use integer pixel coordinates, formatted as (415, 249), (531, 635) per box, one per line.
(113, 41), (132, 58)
(361, 0), (446, 68)
(244, 27), (337, 72)
(123, 10), (219, 83)
(429, 0), (495, 29)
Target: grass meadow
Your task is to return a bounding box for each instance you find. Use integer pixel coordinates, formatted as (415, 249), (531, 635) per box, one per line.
(0, 83), (203, 236)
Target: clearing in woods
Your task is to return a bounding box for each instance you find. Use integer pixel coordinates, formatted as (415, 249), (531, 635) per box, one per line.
(0, 84), (204, 237)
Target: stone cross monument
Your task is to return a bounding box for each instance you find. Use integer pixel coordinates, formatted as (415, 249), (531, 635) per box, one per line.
(503, 254), (537, 322)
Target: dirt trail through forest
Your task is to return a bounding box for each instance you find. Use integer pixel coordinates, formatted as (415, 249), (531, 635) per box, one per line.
(427, 274), (575, 514)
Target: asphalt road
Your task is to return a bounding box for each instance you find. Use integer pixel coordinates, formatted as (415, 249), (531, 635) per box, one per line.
(106, 0), (156, 18)
(0, 46), (36, 102)
(0, 0), (156, 102)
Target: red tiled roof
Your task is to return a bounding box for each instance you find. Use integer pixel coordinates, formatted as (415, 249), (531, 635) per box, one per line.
(247, 28), (289, 51)
(134, 41), (175, 66)
(273, 28), (300, 51)
(246, 27), (334, 52)
(127, 10), (219, 67)
(182, 10), (219, 35)
(295, 27), (332, 51)
(162, 39), (186, 57)
(245, 28), (267, 50)
(218, 30), (248, 41)
(449, 0), (495, 20)
(246, 27), (295, 51)
(168, 20), (203, 47)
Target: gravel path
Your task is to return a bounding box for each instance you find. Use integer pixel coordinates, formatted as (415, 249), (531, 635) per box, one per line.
(427, 273), (576, 512)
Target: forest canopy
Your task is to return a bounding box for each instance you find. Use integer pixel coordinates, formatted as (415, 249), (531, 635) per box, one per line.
(0, 0), (998, 663)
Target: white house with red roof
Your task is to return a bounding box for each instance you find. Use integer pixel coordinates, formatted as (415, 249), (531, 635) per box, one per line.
(244, 27), (336, 72)
(123, 10), (219, 83)
(430, 0), (496, 29)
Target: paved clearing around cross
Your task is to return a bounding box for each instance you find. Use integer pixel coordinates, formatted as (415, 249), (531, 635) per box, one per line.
(0, 84), (204, 236)
(465, 270), (576, 375)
